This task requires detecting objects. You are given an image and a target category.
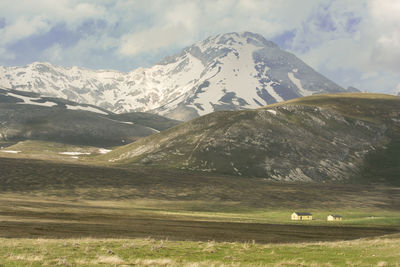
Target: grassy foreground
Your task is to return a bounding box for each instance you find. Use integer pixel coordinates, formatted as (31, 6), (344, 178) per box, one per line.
(0, 154), (399, 265)
(1, 235), (399, 266)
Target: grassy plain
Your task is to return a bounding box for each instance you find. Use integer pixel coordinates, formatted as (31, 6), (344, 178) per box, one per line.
(0, 235), (399, 266)
(0, 156), (399, 241)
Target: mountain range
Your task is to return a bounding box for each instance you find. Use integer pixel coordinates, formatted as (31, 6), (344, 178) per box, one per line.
(0, 32), (351, 121)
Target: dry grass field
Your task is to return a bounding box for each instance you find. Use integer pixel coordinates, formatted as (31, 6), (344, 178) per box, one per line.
(0, 155), (399, 266)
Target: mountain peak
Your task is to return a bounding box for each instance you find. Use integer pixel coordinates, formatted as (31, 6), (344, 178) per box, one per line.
(159, 32), (279, 68)
(27, 61), (57, 69)
(193, 31), (279, 51)
(0, 31), (349, 121)
(214, 31), (279, 48)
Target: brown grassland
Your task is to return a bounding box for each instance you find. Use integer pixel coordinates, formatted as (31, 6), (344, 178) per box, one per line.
(0, 147), (399, 266)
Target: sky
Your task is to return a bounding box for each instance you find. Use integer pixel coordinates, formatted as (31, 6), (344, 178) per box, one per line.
(0, 0), (399, 94)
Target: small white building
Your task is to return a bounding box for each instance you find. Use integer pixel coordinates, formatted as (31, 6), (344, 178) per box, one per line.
(291, 212), (312, 221)
(327, 214), (342, 221)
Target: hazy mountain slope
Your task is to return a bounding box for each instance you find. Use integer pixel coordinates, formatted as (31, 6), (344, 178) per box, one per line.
(107, 112), (180, 132)
(0, 88), (111, 115)
(0, 32), (350, 120)
(0, 88), (179, 147)
(101, 93), (400, 183)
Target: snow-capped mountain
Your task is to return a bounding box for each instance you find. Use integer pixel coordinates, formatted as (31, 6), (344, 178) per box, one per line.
(0, 32), (349, 120)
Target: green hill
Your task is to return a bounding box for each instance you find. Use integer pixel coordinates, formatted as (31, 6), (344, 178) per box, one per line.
(101, 93), (400, 184)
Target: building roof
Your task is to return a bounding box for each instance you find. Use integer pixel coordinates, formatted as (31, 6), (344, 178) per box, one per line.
(293, 212), (312, 216)
(328, 214), (342, 217)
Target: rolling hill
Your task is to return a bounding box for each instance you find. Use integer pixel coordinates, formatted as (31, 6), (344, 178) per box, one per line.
(0, 88), (180, 147)
(101, 93), (400, 184)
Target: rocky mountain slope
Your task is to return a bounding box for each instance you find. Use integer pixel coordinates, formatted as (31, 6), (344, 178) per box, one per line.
(0, 32), (350, 121)
(101, 93), (400, 183)
(0, 88), (180, 147)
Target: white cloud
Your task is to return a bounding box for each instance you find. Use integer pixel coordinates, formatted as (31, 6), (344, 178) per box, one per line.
(300, 38), (367, 71)
(284, 0), (400, 93)
(118, 1), (201, 56)
(116, 0), (324, 57)
(165, 2), (200, 31)
(0, 16), (51, 45)
(0, 0), (105, 29)
(119, 25), (188, 56)
(0, 47), (15, 60)
(0, 0), (399, 94)
(41, 34), (119, 68)
(42, 43), (63, 63)
(369, 0), (400, 24)
(0, 0), (107, 58)
(367, 0), (400, 70)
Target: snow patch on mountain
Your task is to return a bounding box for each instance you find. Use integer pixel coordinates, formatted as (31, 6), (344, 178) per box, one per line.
(0, 150), (21, 154)
(287, 72), (313, 96)
(59, 152), (91, 155)
(98, 148), (112, 154)
(185, 38), (264, 115)
(6, 92), (57, 107)
(65, 104), (108, 115)
(0, 32), (349, 120)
